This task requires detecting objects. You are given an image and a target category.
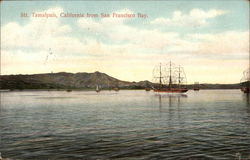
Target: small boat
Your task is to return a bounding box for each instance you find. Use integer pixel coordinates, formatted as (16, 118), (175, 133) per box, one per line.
(66, 89), (72, 92)
(113, 81), (120, 91)
(241, 87), (250, 93)
(193, 82), (200, 91)
(240, 68), (250, 93)
(145, 81), (151, 91)
(153, 61), (188, 93)
(96, 85), (101, 92)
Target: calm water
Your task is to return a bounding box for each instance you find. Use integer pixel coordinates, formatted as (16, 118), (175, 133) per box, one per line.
(0, 90), (249, 160)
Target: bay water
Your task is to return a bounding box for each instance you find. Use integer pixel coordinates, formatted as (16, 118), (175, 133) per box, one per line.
(0, 90), (249, 159)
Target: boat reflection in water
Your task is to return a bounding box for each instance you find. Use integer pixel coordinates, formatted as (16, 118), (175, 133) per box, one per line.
(155, 93), (187, 112)
(242, 93), (250, 109)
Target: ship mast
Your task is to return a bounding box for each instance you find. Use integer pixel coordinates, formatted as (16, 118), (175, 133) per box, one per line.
(169, 61), (172, 88)
(159, 63), (162, 88)
(178, 65), (181, 88)
(249, 47), (250, 89)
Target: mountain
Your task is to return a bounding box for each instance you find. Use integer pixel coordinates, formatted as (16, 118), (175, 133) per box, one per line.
(0, 71), (132, 89)
(0, 71), (241, 90)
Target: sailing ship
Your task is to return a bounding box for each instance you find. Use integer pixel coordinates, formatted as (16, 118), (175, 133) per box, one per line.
(193, 82), (200, 91)
(240, 68), (250, 93)
(153, 61), (188, 93)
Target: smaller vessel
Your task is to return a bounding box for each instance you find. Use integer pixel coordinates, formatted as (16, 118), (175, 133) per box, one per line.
(240, 68), (250, 93)
(193, 82), (200, 91)
(241, 87), (250, 93)
(145, 81), (151, 91)
(113, 81), (120, 91)
(66, 89), (72, 92)
(96, 85), (101, 92)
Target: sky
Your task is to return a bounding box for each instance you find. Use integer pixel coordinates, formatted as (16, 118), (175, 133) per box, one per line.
(1, 0), (249, 84)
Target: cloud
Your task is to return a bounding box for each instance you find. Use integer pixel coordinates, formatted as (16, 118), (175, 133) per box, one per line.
(187, 31), (249, 55)
(150, 9), (227, 27)
(78, 19), (103, 31)
(1, 6), (248, 83)
(78, 14), (180, 50)
(1, 7), (89, 56)
(3, 6), (245, 60)
(76, 13), (249, 84)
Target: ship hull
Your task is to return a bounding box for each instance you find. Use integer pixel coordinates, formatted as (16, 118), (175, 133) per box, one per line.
(241, 87), (250, 93)
(154, 88), (188, 93)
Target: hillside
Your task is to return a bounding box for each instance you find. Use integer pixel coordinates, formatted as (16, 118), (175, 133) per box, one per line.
(0, 71), (133, 89)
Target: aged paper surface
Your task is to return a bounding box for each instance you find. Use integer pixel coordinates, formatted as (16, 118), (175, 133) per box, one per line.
(0, 0), (249, 160)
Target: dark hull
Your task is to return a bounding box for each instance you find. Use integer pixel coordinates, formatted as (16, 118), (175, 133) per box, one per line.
(194, 88), (200, 91)
(241, 87), (250, 93)
(154, 88), (188, 93)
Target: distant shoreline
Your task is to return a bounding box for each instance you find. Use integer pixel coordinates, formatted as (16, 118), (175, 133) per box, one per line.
(0, 71), (242, 90)
(0, 88), (242, 92)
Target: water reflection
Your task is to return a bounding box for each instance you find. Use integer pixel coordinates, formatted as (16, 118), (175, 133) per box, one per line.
(242, 93), (250, 113)
(1, 90), (250, 160)
(155, 94), (187, 110)
(158, 94), (162, 112)
(155, 94), (188, 130)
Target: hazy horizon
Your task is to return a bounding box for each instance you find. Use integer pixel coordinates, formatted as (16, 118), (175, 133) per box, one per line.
(0, 70), (247, 85)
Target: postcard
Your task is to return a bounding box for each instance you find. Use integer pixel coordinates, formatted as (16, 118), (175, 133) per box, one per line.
(0, 0), (249, 159)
